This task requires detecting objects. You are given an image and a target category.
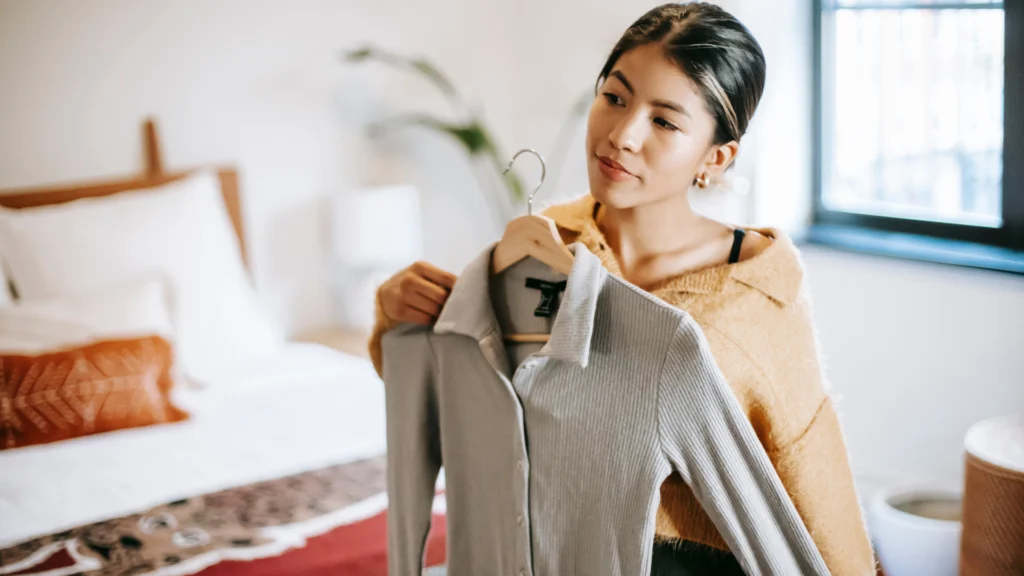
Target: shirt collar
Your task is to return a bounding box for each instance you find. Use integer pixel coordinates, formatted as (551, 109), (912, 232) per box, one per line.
(541, 194), (804, 306)
(434, 241), (607, 368)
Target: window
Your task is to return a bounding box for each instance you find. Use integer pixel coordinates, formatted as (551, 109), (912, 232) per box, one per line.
(813, 0), (1023, 272)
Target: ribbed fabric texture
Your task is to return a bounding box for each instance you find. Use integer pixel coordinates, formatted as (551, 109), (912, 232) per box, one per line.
(658, 320), (830, 575)
(380, 243), (829, 576)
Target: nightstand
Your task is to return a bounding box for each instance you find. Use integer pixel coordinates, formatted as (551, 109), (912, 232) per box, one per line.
(293, 326), (372, 359)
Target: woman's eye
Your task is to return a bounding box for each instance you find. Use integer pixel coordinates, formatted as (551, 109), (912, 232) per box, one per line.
(603, 93), (624, 106)
(654, 118), (679, 132)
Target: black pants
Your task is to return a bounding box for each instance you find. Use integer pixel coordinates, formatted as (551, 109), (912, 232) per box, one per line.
(650, 540), (746, 576)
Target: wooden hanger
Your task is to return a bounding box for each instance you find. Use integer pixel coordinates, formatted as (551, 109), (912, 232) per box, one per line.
(491, 148), (574, 344)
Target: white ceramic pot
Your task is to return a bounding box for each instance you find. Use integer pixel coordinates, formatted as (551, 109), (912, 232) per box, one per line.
(870, 486), (963, 576)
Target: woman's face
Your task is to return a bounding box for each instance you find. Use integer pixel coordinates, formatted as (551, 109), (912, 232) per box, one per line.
(586, 43), (728, 210)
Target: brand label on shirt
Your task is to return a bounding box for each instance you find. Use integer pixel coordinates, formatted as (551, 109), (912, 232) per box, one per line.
(525, 278), (567, 318)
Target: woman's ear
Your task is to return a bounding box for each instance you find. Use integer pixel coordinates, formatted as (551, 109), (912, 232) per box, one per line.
(703, 140), (739, 177)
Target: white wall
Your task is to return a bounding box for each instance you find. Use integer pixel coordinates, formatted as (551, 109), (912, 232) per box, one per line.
(0, 0), (529, 331)
(1, 0), (1021, 500)
(803, 248), (1024, 494)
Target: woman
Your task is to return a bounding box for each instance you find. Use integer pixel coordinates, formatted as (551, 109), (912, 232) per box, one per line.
(369, 3), (876, 574)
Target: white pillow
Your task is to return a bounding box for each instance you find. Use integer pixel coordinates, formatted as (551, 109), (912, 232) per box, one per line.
(0, 274), (176, 354)
(0, 170), (283, 384)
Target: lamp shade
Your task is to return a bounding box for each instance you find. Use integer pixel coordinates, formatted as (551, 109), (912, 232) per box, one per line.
(330, 185), (423, 267)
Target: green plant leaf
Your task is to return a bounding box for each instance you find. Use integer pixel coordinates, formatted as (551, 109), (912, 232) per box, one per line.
(342, 45), (464, 112)
(342, 46), (374, 62)
(342, 44), (529, 205)
(410, 59), (459, 102)
(370, 114), (487, 153)
(369, 113), (525, 202)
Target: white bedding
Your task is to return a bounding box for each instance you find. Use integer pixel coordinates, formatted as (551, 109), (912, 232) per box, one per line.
(0, 342), (387, 548)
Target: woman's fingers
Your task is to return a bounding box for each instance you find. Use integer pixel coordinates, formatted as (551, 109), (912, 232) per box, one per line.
(413, 261), (457, 292)
(380, 261), (457, 326)
(406, 291), (442, 318)
(402, 269), (450, 305)
(398, 305), (434, 325)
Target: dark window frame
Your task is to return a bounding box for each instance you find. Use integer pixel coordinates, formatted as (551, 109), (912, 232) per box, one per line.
(810, 0), (1024, 273)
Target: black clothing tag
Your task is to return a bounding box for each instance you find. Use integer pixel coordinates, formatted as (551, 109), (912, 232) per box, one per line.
(525, 278), (567, 318)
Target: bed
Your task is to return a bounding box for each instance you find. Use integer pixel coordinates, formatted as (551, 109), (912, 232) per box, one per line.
(0, 120), (445, 575)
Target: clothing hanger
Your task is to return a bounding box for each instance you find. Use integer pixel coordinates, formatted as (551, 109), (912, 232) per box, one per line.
(491, 148), (574, 344)
(491, 148), (574, 275)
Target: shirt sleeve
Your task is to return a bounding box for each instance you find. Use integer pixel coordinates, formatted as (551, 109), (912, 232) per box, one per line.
(381, 327), (442, 576)
(656, 318), (831, 576)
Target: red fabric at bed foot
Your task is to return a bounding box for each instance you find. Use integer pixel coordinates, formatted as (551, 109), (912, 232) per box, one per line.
(197, 511), (447, 576)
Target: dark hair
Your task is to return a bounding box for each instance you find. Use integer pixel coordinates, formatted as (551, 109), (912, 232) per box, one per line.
(597, 2), (766, 146)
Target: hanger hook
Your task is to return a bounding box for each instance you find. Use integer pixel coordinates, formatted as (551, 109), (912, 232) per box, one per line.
(502, 148), (547, 216)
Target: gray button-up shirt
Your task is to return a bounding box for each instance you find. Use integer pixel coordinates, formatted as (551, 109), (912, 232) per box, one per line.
(381, 243), (829, 576)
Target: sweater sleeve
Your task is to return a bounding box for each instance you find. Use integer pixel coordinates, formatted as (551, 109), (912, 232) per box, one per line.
(753, 295), (878, 576)
(368, 285), (401, 378)
(767, 395), (878, 576)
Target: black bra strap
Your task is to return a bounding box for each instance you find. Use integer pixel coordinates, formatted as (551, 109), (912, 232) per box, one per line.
(728, 228), (746, 264)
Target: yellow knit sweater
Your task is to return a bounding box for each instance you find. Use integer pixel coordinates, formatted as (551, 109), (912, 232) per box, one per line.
(368, 194), (877, 575)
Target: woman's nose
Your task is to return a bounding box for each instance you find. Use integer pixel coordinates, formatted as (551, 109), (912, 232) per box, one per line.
(608, 114), (644, 153)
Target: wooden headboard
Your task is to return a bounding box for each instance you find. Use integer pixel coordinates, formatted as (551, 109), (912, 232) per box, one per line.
(0, 118), (248, 266)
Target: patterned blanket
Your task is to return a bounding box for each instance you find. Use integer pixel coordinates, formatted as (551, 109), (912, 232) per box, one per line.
(0, 455), (447, 576)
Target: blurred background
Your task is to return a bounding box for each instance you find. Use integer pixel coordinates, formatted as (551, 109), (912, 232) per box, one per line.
(0, 0), (1021, 573)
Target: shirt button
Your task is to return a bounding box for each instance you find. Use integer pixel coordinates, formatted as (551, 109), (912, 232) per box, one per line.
(519, 571), (528, 576)
(516, 514), (524, 526)
(516, 460), (525, 472)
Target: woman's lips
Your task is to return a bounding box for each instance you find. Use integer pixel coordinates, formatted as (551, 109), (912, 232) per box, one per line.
(597, 155), (636, 181)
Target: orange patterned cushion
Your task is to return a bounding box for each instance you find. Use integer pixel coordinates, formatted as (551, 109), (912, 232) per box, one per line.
(0, 335), (189, 450)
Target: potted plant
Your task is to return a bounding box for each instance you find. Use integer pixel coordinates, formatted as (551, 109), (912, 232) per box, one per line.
(342, 45), (591, 222)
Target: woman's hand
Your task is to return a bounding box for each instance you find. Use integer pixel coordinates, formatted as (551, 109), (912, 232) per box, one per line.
(379, 261), (457, 325)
